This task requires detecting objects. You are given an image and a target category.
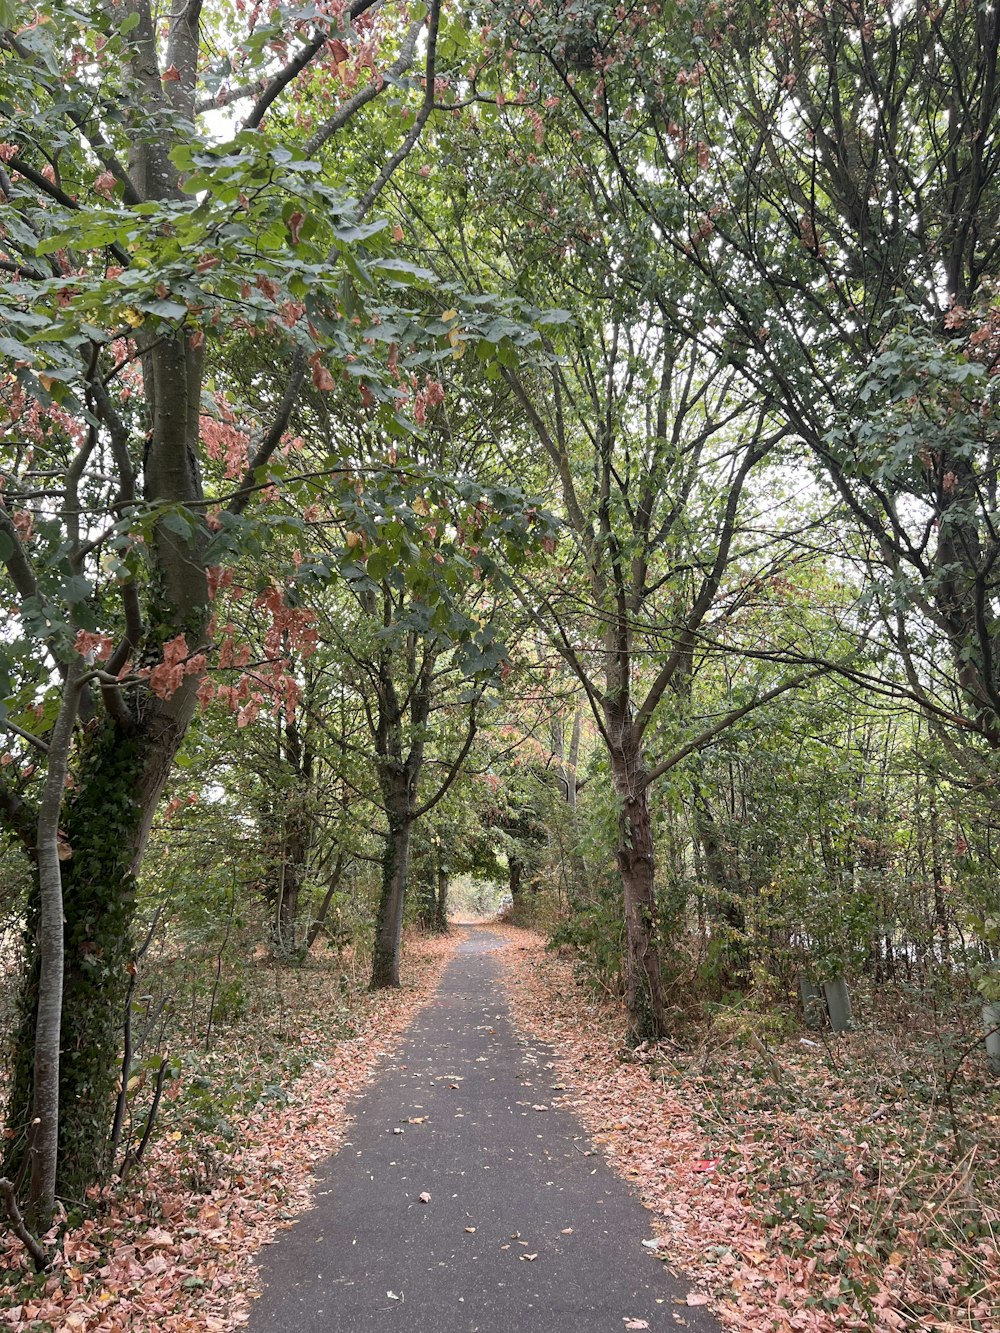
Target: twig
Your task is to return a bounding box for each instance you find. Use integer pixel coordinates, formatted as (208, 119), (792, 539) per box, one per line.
(205, 868), (237, 1049)
(0, 1177), (48, 1270)
(119, 1059), (168, 1183)
(111, 908), (164, 1161)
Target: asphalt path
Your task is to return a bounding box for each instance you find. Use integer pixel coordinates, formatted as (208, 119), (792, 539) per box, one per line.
(248, 927), (720, 1333)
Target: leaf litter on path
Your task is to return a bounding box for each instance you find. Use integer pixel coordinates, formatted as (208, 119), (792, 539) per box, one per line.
(0, 931), (460, 1331)
(494, 925), (1000, 1333)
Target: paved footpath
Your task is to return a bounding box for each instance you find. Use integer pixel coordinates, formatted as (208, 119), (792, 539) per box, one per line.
(249, 928), (720, 1333)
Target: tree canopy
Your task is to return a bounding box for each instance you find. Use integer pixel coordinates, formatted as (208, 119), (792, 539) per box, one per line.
(1, 2), (999, 1287)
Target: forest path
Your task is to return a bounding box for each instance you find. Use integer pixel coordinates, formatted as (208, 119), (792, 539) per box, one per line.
(247, 926), (720, 1333)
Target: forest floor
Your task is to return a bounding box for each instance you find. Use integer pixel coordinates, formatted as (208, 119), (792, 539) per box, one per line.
(496, 925), (1000, 1333)
(1, 924), (997, 1333)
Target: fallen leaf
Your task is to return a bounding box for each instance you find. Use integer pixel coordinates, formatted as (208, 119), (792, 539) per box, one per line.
(418, 1191), (431, 1204)
(520, 1252), (538, 1261)
(465, 1226), (476, 1233)
(685, 1292), (710, 1307)
(624, 1321), (649, 1330)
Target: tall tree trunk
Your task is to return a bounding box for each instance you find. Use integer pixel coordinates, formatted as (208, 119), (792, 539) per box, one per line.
(928, 788), (950, 959)
(5, 320), (209, 1196)
(372, 810), (412, 988)
(608, 723), (668, 1043)
(5, 722), (152, 1199)
(273, 807), (308, 956)
(27, 659), (83, 1229)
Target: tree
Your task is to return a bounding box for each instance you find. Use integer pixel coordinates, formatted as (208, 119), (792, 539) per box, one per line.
(393, 71), (815, 1038)
(0, 0), (483, 1215)
(496, 0), (1000, 757)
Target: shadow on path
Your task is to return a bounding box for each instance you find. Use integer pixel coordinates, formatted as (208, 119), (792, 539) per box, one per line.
(248, 926), (720, 1332)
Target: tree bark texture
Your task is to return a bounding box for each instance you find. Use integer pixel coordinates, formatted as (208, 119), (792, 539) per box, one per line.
(608, 730), (668, 1044)
(26, 658), (83, 1229)
(5, 722), (147, 1200)
(372, 814), (412, 988)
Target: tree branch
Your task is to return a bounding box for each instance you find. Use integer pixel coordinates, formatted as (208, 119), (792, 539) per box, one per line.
(642, 669), (826, 790)
(0, 1177), (48, 1270)
(243, 0), (383, 131)
(227, 348), (308, 516)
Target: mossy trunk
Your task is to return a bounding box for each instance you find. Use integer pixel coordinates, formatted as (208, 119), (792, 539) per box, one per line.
(4, 725), (144, 1202)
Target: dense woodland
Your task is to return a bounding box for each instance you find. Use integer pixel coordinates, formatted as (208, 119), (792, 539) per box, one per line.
(0, 0), (999, 1326)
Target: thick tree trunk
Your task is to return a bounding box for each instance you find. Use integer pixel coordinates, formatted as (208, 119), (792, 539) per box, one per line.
(372, 813), (411, 988)
(4, 722), (150, 1199)
(609, 735), (668, 1044)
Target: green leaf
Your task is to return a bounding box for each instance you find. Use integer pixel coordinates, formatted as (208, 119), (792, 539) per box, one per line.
(159, 510), (196, 538)
(60, 574), (92, 604)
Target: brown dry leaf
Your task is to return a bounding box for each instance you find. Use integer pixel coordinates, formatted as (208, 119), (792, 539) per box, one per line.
(418, 1192), (431, 1204)
(685, 1291), (710, 1307)
(520, 1253), (538, 1262)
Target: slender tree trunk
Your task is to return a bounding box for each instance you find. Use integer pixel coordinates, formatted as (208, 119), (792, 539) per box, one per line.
(274, 866), (301, 955)
(692, 786), (750, 990)
(304, 851), (348, 952)
(417, 868), (437, 930)
(434, 857), (449, 933)
(27, 659), (83, 1229)
(273, 810), (308, 955)
(928, 789), (950, 960)
(372, 811), (411, 988)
